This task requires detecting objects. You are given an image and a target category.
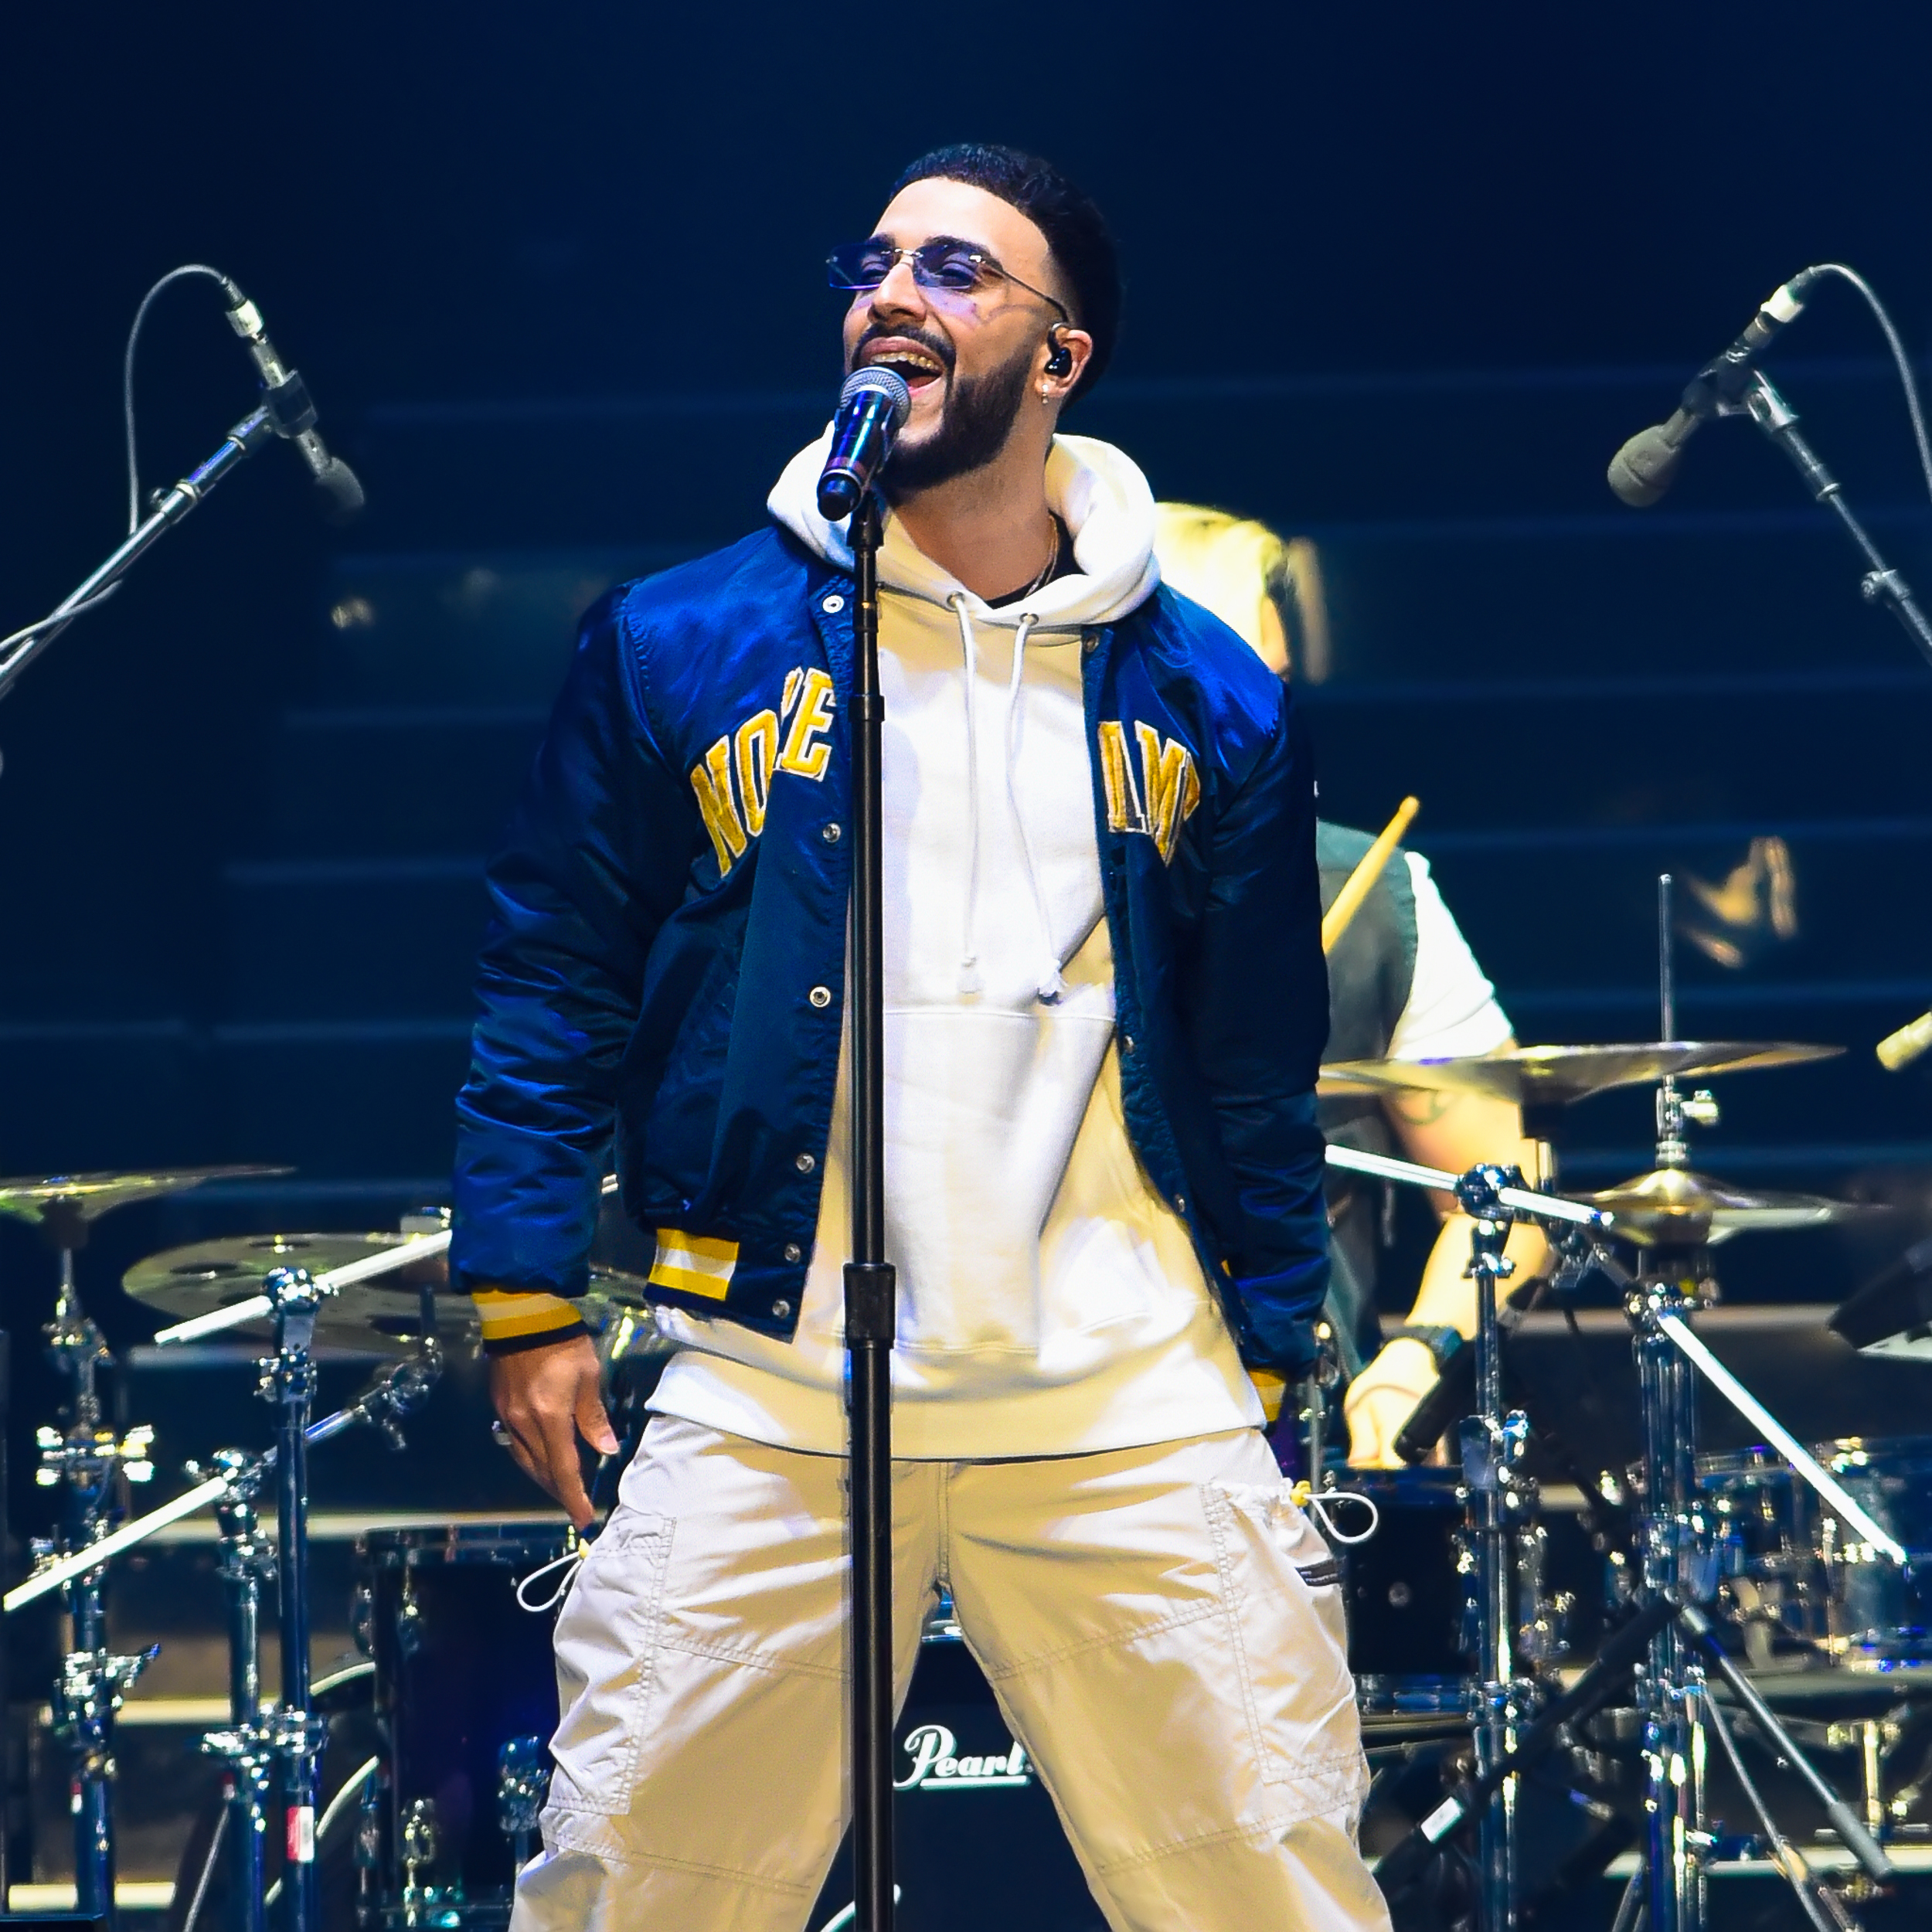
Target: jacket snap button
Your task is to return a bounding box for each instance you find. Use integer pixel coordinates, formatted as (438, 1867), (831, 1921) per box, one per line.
(784, 1243), (803, 1263)
(808, 985), (832, 1009)
(822, 594), (845, 614)
(1121, 1036), (1135, 1054)
(821, 823), (842, 844)
(772, 1299), (793, 1318)
(1174, 1196), (1187, 1215)
(795, 1151), (815, 1173)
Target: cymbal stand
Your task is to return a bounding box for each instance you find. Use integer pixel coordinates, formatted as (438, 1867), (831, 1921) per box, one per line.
(191, 1350), (441, 1932)
(260, 1267), (327, 1932)
(36, 1210), (160, 1927)
(1324, 1143), (1606, 1932)
(1454, 1162), (1529, 1932)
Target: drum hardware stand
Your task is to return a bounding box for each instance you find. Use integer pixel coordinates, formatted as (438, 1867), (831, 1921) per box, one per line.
(1325, 1141), (1605, 1932)
(495, 1736), (549, 1875)
(32, 1204), (162, 1927)
(181, 1353), (443, 1932)
(1298, 1321), (1341, 1492)
(4, 1217), (447, 1925)
(1579, 879), (1909, 1932)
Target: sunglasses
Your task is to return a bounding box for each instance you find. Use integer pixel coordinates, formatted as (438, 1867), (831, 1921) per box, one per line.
(826, 239), (1069, 325)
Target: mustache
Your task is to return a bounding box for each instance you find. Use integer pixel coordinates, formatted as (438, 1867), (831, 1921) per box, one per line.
(851, 321), (955, 376)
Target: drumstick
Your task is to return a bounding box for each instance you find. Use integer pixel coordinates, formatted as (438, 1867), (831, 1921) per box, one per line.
(1322, 797), (1420, 953)
(1876, 1008), (1932, 1071)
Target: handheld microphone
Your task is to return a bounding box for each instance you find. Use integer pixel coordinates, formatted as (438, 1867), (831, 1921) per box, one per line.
(219, 278), (366, 524)
(817, 367), (912, 521)
(1607, 268), (1823, 508)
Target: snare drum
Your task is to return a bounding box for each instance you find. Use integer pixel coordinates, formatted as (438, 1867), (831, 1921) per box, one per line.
(1699, 1436), (1932, 1670)
(359, 1520), (577, 1927)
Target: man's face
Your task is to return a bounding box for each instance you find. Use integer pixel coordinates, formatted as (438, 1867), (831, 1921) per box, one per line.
(840, 177), (1068, 498)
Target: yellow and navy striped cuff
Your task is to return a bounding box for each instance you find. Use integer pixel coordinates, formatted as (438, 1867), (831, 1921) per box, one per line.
(471, 1287), (589, 1355)
(1249, 1369), (1289, 1425)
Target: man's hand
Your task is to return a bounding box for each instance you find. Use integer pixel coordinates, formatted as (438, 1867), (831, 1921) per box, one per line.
(1342, 1337), (1439, 1470)
(488, 1333), (621, 1529)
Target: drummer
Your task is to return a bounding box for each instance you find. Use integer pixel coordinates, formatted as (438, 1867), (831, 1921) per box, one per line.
(1153, 505), (1547, 1467)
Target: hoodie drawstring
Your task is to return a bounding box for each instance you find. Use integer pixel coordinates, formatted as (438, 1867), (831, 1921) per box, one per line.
(1005, 612), (1070, 1003)
(948, 595), (1067, 1005)
(947, 595), (985, 997)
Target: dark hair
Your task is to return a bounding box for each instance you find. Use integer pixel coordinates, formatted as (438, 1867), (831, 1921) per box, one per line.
(889, 143), (1121, 403)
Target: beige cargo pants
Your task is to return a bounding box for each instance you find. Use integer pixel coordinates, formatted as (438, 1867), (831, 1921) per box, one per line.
(511, 1414), (1391, 1932)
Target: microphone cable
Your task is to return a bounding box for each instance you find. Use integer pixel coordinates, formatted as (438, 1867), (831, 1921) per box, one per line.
(1802, 261), (1932, 511)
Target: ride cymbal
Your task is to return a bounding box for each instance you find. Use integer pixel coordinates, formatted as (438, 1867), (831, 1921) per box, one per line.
(1318, 1042), (1840, 1108)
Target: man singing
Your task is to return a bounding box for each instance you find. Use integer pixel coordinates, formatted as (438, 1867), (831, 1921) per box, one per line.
(454, 143), (1390, 1932)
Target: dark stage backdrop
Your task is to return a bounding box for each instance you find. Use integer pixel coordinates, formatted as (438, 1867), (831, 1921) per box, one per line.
(5, 2), (1932, 1528)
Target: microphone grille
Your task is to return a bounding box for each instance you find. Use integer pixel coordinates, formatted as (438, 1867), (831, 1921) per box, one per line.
(838, 366), (912, 427)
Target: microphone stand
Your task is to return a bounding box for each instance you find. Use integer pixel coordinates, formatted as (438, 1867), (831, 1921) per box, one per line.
(843, 489), (896, 1932)
(0, 405), (277, 702)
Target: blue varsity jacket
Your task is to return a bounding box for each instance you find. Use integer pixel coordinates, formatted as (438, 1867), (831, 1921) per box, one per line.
(451, 522), (1333, 1372)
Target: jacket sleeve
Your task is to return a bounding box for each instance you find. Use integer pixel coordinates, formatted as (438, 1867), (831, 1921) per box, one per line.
(1181, 683), (1331, 1373)
(451, 593), (693, 1345)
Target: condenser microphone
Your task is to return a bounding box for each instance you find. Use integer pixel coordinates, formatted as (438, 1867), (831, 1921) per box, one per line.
(817, 367), (913, 520)
(1607, 268), (1824, 508)
(219, 278), (366, 524)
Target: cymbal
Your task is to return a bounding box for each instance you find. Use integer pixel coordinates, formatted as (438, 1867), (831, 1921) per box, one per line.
(1318, 1042), (1841, 1108)
(126, 1233), (641, 1354)
(0, 1165), (293, 1232)
(1583, 1166), (1876, 1246)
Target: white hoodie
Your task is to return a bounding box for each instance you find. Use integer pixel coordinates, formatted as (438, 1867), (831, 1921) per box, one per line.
(645, 433), (1264, 1458)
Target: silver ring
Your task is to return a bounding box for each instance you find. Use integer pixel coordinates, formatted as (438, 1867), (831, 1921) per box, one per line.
(492, 1419), (513, 1448)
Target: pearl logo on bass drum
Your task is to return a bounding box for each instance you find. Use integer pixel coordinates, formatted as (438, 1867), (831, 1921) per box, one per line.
(894, 1722), (1034, 1791)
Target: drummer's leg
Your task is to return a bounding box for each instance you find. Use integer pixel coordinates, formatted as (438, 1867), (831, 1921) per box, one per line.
(511, 1416), (937, 1932)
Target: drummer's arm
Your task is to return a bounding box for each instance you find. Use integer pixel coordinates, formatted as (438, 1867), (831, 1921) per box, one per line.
(1342, 1074), (1549, 1468)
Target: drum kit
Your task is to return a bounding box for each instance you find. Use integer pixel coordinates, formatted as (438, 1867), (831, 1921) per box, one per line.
(2, 883), (1930, 1932)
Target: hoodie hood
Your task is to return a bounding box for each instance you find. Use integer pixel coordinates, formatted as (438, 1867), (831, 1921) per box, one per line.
(767, 428), (1161, 630)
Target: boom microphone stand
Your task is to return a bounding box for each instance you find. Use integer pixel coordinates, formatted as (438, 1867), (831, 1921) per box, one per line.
(0, 407), (277, 702)
(844, 490), (896, 1932)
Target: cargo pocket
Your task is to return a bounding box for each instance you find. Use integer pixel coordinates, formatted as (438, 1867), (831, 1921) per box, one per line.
(1204, 1480), (1366, 1816)
(546, 1510), (675, 1818)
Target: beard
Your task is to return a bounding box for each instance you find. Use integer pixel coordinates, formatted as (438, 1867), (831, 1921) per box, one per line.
(878, 340), (1035, 502)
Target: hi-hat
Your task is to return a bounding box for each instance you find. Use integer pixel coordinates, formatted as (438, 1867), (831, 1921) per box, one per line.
(1582, 1166), (1876, 1246)
(124, 1231), (638, 1354)
(0, 1166), (293, 1233)
(1318, 1042), (1840, 1108)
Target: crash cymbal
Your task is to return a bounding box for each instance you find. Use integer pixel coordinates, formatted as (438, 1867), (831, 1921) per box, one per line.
(126, 1232), (638, 1354)
(1583, 1166), (1876, 1246)
(125, 1233), (458, 1352)
(0, 1166), (293, 1233)
(1317, 1042), (1841, 1108)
